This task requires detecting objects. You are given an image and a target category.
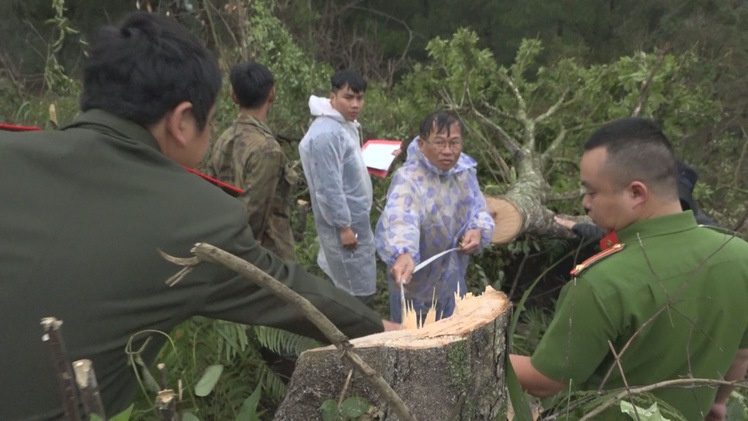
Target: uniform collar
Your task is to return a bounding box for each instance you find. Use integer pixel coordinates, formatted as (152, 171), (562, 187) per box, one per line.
(235, 111), (273, 137)
(63, 109), (161, 152)
(607, 211), (698, 248)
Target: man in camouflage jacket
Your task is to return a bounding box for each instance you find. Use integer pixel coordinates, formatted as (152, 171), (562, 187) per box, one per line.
(206, 61), (297, 261)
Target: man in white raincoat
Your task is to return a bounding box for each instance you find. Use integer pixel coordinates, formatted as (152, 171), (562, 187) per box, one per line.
(376, 111), (495, 322)
(299, 70), (377, 306)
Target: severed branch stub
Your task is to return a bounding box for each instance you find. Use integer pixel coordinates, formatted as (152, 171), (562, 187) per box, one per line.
(41, 317), (81, 421)
(161, 242), (416, 421)
(156, 389), (178, 421)
(73, 359), (106, 419)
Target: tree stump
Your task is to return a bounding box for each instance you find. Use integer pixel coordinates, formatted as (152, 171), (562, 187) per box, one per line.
(274, 287), (511, 420)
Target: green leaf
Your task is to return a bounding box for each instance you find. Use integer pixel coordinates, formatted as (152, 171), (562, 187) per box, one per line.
(726, 390), (748, 420)
(194, 364), (224, 397)
(506, 362), (533, 421)
(235, 384), (263, 421)
(107, 404), (134, 421)
(182, 412), (200, 421)
(341, 396), (370, 418)
(620, 401), (671, 421)
(320, 399), (341, 421)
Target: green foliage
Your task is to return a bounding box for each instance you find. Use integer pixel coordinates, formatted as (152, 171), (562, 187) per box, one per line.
(127, 318), (282, 420)
(542, 389), (687, 420)
(2, 2), (746, 420)
(253, 326), (322, 356)
(727, 391), (748, 421)
(511, 306), (553, 357)
(620, 401), (672, 421)
(236, 384), (263, 421)
(194, 364), (224, 397)
(244, 0), (332, 137)
(103, 405), (134, 421)
(43, 0), (84, 94)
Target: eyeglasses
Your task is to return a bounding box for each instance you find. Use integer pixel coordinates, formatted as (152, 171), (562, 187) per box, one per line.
(425, 139), (463, 151)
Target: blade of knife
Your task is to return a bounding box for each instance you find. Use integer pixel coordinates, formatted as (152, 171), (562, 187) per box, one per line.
(413, 247), (460, 274)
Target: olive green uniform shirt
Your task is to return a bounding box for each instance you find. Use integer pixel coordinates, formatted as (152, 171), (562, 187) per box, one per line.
(531, 211), (748, 419)
(0, 110), (382, 420)
(206, 112), (297, 261)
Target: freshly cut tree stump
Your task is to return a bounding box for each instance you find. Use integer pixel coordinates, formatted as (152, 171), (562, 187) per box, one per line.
(274, 287), (511, 420)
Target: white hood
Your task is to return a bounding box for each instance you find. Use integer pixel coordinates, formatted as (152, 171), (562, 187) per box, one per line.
(308, 95), (340, 118)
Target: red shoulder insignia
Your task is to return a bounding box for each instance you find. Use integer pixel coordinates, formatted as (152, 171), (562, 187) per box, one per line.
(570, 243), (625, 276)
(599, 231), (619, 250)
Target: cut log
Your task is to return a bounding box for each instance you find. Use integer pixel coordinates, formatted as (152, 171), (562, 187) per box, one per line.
(274, 287), (511, 420)
(486, 196), (524, 244)
(486, 194), (579, 242)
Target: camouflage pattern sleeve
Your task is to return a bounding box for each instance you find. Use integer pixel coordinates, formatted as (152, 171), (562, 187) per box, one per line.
(235, 147), (284, 240)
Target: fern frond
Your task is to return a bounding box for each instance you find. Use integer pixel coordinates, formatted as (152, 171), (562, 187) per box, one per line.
(252, 326), (322, 355)
(256, 362), (288, 402)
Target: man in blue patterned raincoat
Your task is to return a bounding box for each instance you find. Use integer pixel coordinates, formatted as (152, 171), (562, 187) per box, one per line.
(375, 111), (495, 322)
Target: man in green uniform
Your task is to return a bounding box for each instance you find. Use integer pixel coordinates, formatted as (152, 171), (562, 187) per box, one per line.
(0, 12), (394, 420)
(510, 118), (748, 420)
(205, 61), (297, 261)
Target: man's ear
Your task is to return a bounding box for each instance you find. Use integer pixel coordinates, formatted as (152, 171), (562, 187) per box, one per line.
(628, 181), (649, 208)
(164, 101), (194, 147)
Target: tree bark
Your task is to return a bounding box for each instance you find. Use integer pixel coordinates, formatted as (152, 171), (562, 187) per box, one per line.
(482, 145), (580, 243)
(275, 287), (511, 420)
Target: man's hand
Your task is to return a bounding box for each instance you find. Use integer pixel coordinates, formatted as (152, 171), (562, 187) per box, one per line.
(705, 402), (727, 421)
(340, 226), (357, 250)
(382, 319), (401, 331)
(390, 253), (415, 285)
(458, 229), (482, 254)
(554, 215), (576, 230)
(509, 354), (565, 397)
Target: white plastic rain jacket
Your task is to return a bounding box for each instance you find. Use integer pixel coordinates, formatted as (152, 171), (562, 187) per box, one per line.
(298, 96), (376, 296)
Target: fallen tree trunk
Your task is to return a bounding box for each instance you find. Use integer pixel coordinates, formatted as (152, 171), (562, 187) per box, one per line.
(275, 287), (511, 420)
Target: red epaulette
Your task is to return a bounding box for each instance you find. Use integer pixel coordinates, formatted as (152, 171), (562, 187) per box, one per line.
(570, 243), (625, 277)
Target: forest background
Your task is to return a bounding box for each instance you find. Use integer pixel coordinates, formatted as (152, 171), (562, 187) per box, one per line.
(1, 0), (747, 419)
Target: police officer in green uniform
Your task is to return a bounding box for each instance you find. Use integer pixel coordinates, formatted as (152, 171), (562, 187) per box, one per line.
(0, 12), (396, 420)
(205, 61), (298, 261)
(510, 118), (748, 420)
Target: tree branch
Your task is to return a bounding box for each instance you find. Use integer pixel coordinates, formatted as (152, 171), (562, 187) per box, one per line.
(546, 187), (585, 202)
(580, 378), (748, 420)
(535, 89), (569, 124)
(498, 70), (528, 122)
(630, 48), (667, 117)
(541, 125), (567, 166)
(471, 108), (522, 155)
(162, 243), (417, 421)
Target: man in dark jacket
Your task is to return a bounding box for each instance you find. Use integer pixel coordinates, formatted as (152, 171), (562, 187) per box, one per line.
(0, 12), (393, 420)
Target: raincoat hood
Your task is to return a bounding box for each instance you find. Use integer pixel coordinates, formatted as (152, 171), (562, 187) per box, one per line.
(405, 136), (476, 177)
(307, 95), (361, 129)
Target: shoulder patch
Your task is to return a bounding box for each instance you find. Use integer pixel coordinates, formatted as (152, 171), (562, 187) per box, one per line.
(570, 243), (625, 276)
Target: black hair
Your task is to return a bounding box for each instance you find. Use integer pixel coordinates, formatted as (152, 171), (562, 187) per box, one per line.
(585, 117), (677, 196)
(230, 61), (274, 109)
(331, 69), (366, 93)
(419, 111), (464, 141)
(80, 11), (222, 130)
